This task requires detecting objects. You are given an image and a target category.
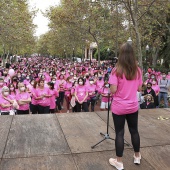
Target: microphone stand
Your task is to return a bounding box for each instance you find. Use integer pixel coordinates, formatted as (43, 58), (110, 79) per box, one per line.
(91, 87), (130, 149)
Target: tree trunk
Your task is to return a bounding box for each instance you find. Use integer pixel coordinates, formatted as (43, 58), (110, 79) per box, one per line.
(115, 1), (118, 58)
(97, 43), (101, 66)
(134, 25), (143, 69)
(130, 0), (143, 69)
(2, 45), (6, 67)
(152, 47), (159, 67)
(5, 50), (10, 62)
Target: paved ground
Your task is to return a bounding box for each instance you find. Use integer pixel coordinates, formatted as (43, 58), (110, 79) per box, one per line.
(0, 108), (170, 170)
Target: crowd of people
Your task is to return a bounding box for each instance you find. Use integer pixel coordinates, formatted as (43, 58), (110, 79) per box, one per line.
(0, 56), (169, 115)
(0, 57), (114, 115)
(138, 68), (170, 109)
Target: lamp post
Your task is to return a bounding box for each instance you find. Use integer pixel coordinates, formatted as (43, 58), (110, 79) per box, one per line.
(64, 49), (66, 59)
(72, 48), (75, 62)
(89, 42), (97, 66)
(146, 45), (149, 66)
(107, 48), (110, 60)
(127, 37), (132, 45)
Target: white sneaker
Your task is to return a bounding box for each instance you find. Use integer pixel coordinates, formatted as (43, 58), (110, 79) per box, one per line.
(109, 158), (124, 170)
(134, 153), (141, 165)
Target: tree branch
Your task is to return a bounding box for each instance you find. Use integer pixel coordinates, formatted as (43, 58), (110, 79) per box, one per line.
(137, 0), (156, 21)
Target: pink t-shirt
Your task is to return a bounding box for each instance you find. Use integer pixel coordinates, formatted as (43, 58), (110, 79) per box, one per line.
(9, 92), (16, 100)
(152, 85), (160, 94)
(4, 76), (10, 85)
(96, 80), (104, 92)
(27, 84), (33, 92)
(167, 75), (170, 80)
(23, 80), (30, 85)
(71, 86), (76, 96)
(86, 84), (96, 100)
(85, 79), (90, 86)
(75, 85), (88, 102)
(100, 87), (111, 102)
(54, 80), (60, 90)
(0, 95), (13, 111)
(49, 89), (57, 109)
(35, 87), (50, 107)
(16, 92), (30, 111)
(147, 89), (151, 93)
(65, 82), (72, 96)
(59, 79), (66, 92)
(109, 68), (142, 115)
(31, 88), (38, 105)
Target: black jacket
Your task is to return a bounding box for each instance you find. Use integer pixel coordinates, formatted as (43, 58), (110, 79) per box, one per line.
(140, 102), (156, 109)
(143, 89), (156, 98)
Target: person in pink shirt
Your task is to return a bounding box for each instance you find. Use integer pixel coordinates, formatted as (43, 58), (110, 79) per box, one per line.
(30, 81), (39, 114)
(16, 83), (31, 115)
(35, 79), (51, 114)
(3, 70), (10, 85)
(8, 83), (17, 99)
(84, 74), (90, 86)
(71, 81), (78, 112)
(64, 77), (73, 113)
(75, 77), (89, 112)
(0, 77), (6, 93)
(58, 74), (66, 109)
(23, 75), (30, 86)
(86, 78), (97, 112)
(11, 76), (19, 92)
(167, 72), (170, 80)
(26, 79), (34, 93)
(0, 86), (13, 115)
(108, 43), (142, 170)
(100, 81), (112, 111)
(47, 82), (58, 113)
(96, 76), (104, 93)
(51, 77), (61, 113)
(8, 84), (18, 114)
(93, 72), (99, 84)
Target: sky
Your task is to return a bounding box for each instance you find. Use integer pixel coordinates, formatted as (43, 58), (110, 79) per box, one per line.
(28, 0), (60, 37)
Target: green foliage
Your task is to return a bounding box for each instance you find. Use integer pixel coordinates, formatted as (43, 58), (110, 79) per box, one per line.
(94, 46), (115, 61)
(0, 0), (36, 57)
(0, 0), (169, 70)
(148, 65), (169, 73)
(38, 0), (127, 59)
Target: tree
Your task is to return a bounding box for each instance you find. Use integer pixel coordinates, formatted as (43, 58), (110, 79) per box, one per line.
(44, 0), (126, 63)
(0, 0), (36, 64)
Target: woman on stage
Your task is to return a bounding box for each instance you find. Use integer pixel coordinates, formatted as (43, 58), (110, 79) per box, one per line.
(108, 43), (143, 170)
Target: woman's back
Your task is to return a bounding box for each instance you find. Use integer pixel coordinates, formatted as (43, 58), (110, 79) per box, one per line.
(109, 69), (142, 115)
(109, 43), (143, 115)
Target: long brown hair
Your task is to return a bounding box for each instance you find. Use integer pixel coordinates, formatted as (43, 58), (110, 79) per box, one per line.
(113, 43), (140, 80)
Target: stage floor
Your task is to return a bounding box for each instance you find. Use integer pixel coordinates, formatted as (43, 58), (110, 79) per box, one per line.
(0, 108), (170, 170)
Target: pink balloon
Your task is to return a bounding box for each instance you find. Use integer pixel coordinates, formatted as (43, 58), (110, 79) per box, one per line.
(8, 69), (15, 77)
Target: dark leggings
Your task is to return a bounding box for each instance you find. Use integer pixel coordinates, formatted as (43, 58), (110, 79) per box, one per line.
(50, 109), (55, 113)
(65, 95), (71, 110)
(112, 111), (140, 157)
(87, 97), (96, 112)
(31, 104), (39, 114)
(56, 97), (61, 111)
(76, 102), (89, 112)
(17, 110), (29, 115)
(38, 105), (50, 114)
(1, 112), (10, 115)
(59, 91), (65, 106)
